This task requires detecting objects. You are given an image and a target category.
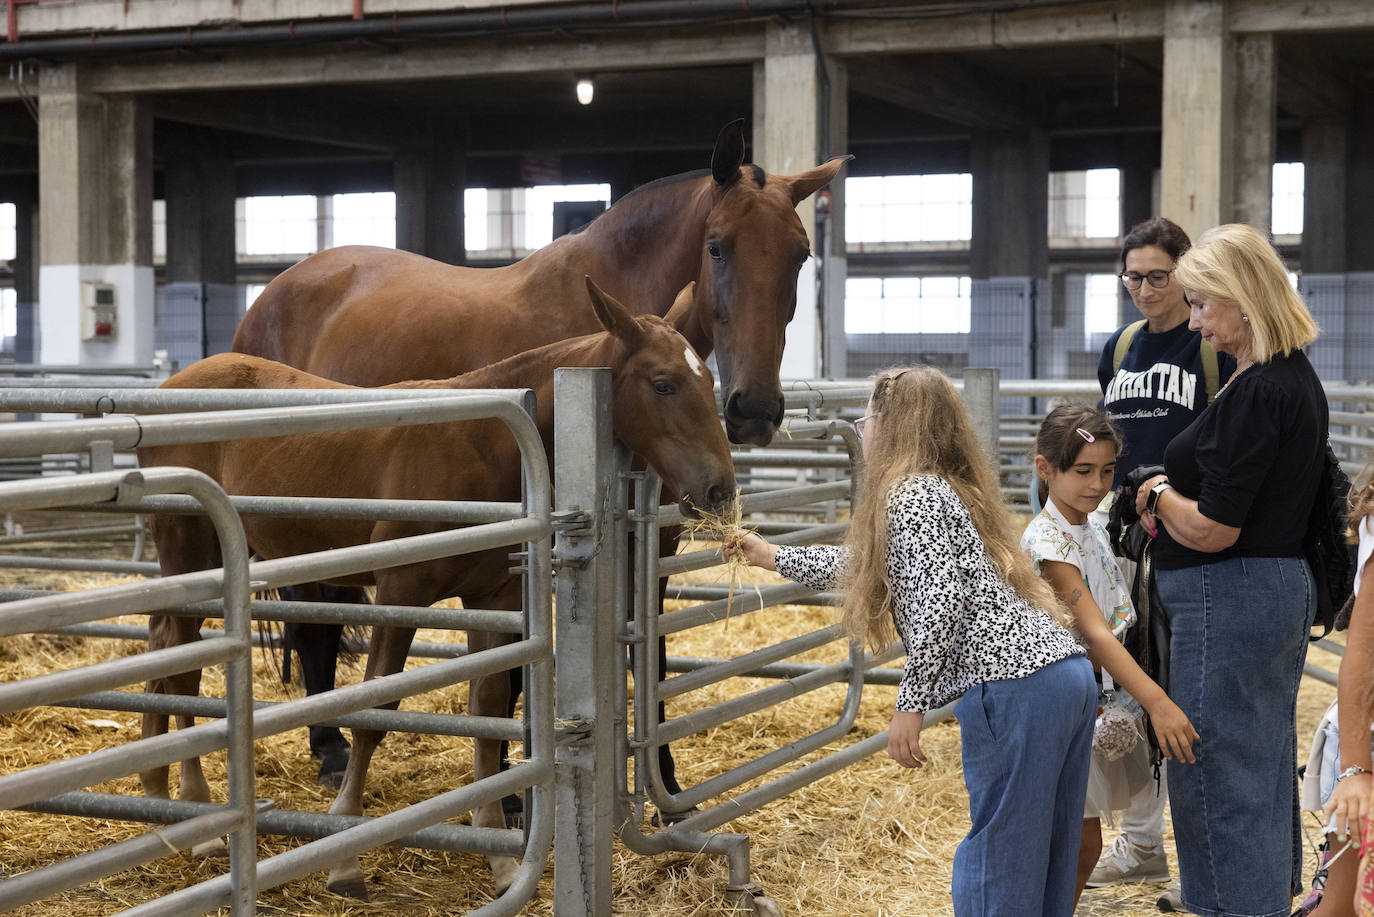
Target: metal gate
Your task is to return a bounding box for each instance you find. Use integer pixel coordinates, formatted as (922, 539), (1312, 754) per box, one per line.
(0, 382), (560, 917)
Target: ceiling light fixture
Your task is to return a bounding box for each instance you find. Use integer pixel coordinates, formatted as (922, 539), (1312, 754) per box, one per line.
(576, 76), (595, 106)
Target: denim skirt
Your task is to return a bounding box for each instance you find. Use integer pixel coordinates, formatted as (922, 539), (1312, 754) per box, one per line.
(1156, 555), (1313, 917)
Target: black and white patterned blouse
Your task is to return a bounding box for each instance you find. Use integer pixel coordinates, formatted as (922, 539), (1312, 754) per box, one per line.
(774, 474), (1084, 713)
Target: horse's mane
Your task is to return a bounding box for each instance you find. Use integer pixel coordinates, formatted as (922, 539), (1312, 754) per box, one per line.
(618, 163), (765, 203)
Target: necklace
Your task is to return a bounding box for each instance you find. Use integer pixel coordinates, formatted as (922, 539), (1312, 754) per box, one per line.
(1219, 360), (1253, 394)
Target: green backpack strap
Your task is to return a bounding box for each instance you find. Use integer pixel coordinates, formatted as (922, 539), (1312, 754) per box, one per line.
(1199, 340), (1220, 403)
(1112, 320), (1147, 375)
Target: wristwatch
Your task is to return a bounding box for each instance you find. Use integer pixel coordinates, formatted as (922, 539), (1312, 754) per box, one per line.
(1145, 481), (1173, 515)
(1337, 765), (1370, 782)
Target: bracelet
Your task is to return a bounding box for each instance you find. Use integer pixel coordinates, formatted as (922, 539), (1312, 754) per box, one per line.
(1337, 765), (1370, 782)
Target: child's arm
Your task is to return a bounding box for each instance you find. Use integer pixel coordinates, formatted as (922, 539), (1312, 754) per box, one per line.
(727, 531), (843, 591)
(1324, 553), (1374, 840)
(1039, 559), (1199, 763)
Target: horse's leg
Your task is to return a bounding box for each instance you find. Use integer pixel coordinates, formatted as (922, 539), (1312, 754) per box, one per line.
(279, 582), (357, 787)
(653, 524), (693, 815)
(140, 612), (207, 800)
(468, 581), (524, 896)
(140, 514), (220, 839)
(324, 609), (417, 900)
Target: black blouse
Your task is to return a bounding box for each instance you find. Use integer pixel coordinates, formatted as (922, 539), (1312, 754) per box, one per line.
(1154, 349), (1327, 570)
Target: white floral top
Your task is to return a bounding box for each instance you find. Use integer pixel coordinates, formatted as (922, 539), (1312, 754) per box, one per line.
(1021, 496), (1136, 641)
(774, 474), (1083, 714)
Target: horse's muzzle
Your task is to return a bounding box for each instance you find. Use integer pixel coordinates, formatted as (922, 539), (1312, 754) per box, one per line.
(677, 478), (735, 519)
(724, 390), (785, 447)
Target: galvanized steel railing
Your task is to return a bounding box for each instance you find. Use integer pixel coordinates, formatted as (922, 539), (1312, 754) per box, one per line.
(0, 385), (557, 917)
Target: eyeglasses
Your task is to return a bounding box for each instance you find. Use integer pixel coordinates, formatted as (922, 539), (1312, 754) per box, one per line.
(1119, 269), (1175, 291)
(854, 412), (880, 440)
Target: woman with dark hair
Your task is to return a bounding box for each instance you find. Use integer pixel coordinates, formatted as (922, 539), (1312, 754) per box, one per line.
(1088, 217), (1236, 894)
(1098, 217), (1238, 484)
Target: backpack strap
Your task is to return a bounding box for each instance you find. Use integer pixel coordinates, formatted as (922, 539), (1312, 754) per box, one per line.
(1200, 340), (1220, 403)
(1112, 319), (1147, 375)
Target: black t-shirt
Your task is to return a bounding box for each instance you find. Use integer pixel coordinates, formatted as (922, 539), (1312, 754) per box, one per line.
(1097, 320), (1237, 486)
(1153, 349), (1327, 570)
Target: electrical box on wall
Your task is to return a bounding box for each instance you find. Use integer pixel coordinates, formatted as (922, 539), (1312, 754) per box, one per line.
(81, 283), (118, 342)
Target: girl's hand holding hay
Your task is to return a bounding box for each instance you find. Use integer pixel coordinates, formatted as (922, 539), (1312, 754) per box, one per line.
(722, 528), (778, 572)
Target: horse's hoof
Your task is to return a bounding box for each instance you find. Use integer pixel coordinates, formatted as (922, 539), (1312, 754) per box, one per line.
(501, 793), (524, 830)
(326, 865), (369, 900)
(191, 837), (228, 859)
(489, 856), (520, 896)
(316, 748), (349, 789)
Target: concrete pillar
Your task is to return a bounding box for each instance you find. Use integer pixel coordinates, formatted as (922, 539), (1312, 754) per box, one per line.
(160, 129), (239, 365)
(1119, 143), (1156, 239)
(395, 125), (466, 265)
(1231, 34), (1276, 232)
(10, 187), (37, 364)
(1160, 0), (1234, 241)
(164, 131), (235, 286)
(1346, 88), (1374, 273)
(969, 129), (1049, 385)
(37, 63), (154, 366)
(1301, 115), (1348, 274)
(754, 20), (846, 379)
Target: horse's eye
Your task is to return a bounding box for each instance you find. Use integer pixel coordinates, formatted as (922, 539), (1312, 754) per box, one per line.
(653, 380), (676, 396)
(707, 241), (723, 262)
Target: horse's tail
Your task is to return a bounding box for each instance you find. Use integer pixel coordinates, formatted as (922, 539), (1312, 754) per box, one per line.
(252, 583), (369, 687)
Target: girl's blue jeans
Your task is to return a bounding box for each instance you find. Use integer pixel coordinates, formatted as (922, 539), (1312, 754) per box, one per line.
(952, 653), (1096, 917)
(1157, 555), (1314, 917)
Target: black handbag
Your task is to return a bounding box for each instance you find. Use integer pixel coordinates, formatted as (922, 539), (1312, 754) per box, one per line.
(1107, 464), (1165, 563)
(1305, 442), (1356, 639)
(1121, 536), (1169, 773)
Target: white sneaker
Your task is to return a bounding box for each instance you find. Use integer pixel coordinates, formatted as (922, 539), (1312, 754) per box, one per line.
(1086, 834), (1171, 887)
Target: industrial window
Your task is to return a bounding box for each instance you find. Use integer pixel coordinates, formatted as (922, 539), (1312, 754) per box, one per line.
(1083, 273), (1122, 350)
(1272, 162), (1304, 236)
(523, 184), (610, 250)
(1048, 169), (1120, 242)
(152, 199), (166, 263)
(845, 276), (972, 334)
(846, 174), (973, 244)
(243, 283), (268, 313)
(332, 193), (396, 249)
(464, 188), (488, 251)
(0, 288), (16, 344)
(242, 195), (318, 256)
(0, 203), (15, 261)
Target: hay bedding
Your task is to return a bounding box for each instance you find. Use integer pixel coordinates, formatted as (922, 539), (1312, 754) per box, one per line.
(0, 535), (1342, 917)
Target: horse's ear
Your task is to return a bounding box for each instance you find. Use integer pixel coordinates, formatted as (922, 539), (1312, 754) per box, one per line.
(711, 119), (746, 187)
(664, 282), (696, 336)
(786, 154), (853, 205)
(585, 276), (642, 345)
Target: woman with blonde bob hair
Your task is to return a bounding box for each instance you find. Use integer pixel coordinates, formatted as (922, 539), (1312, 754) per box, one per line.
(1132, 223), (1328, 917)
(728, 367), (1096, 917)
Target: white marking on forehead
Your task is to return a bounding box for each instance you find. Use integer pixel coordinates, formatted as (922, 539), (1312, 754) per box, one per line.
(683, 346), (705, 378)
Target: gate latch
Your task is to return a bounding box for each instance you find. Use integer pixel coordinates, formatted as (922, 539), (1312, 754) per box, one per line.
(552, 510), (596, 570)
(551, 509), (593, 537)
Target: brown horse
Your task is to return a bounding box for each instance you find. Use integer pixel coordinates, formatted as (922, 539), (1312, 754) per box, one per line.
(234, 119), (848, 791)
(233, 120), (847, 448)
(137, 279), (735, 897)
